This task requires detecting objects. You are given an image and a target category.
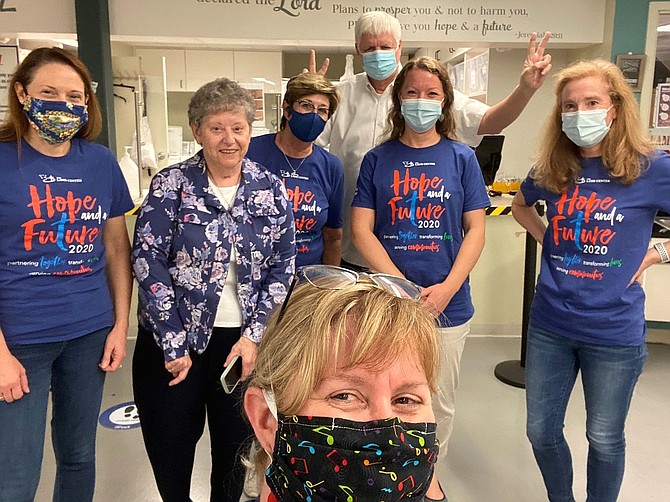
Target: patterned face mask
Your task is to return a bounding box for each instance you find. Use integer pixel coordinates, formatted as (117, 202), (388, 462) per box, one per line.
(266, 414), (439, 501)
(22, 95), (88, 144)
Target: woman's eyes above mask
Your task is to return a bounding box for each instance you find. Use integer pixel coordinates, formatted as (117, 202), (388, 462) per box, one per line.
(563, 99), (604, 111)
(329, 392), (360, 403)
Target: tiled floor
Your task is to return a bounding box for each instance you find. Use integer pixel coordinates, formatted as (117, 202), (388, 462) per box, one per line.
(34, 332), (670, 501)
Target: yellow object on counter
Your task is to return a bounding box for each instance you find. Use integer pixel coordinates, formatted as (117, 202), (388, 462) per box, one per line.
(490, 178), (521, 193)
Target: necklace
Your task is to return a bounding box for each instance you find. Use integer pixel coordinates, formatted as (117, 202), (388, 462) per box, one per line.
(208, 175), (239, 210)
(276, 133), (311, 174)
(281, 150), (309, 174)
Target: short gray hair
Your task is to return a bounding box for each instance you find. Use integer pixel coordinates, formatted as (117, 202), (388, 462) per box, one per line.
(354, 11), (402, 45)
(188, 77), (256, 128)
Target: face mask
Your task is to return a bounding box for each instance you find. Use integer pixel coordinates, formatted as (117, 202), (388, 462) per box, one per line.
(22, 95), (88, 145)
(266, 414), (439, 502)
(288, 108), (327, 143)
(561, 106), (613, 148)
(401, 98), (443, 133)
(362, 49), (398, 81)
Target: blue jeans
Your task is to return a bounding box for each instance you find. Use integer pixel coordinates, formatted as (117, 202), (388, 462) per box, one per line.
(525, 322), (647, 502)
(0, 328), (109, 502)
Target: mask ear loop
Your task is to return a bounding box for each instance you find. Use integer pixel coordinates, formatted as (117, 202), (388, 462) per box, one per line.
(261, 388), (278, 458)
(605, 104), (615, 128)
(262, 388), (278, 421)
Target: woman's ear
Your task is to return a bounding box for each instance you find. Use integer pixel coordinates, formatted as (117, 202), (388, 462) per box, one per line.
(15, 82), (27, 105)
(282, 100), (292, 121)
(244, 387), (278, 455)
(190, 123), (202, 145)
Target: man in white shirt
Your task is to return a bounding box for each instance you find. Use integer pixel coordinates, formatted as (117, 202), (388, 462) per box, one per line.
(314, 11), (552, 272)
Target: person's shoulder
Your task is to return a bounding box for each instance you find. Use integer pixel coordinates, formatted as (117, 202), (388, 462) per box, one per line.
(156, 153), (203, 181)
(247, 133), (275, 159)
(0, 140), (18, 157)
(337, 73), (367, 95)
(374, 138), (401, 151)
(364, 139), (401, 162)
(243, 157), (282, 187)
(445, 137), (477, 155)
(250, 133), (276, 148)
(313, 143), (343, 167)
(74, 138), (116, 159)
(647, 150), (670, 169)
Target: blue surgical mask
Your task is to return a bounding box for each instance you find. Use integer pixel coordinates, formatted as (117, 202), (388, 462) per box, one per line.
(401, 98), (443, 133)
(561, 106), (613, 148)
(287, 108), (327, 143)
(362, 49), (398, 81)
(22, 95), (88, 144)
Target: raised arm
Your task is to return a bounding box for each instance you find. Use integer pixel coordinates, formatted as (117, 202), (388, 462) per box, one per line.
(477, 32), (553, 135)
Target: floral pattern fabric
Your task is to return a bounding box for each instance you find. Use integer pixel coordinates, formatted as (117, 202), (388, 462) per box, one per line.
(132, 151), (295, 361)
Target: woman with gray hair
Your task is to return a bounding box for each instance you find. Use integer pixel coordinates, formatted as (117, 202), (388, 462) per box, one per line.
(131, 77), (295, 501)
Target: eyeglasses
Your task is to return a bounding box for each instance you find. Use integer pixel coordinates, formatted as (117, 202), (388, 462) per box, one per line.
(295, 99), (330, 120)
(275, 265), (422, 324)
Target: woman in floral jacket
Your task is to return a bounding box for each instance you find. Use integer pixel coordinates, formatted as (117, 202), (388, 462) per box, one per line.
(131, 77), (295, 502)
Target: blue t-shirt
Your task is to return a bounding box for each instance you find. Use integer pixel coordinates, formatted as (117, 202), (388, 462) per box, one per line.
(520, 154), (670, 346)
(352, 137), (490, 327)
(0, 139), (134, 345)
(248, 134), (344, 266)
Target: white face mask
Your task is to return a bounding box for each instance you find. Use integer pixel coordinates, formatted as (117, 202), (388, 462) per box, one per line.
(561, 106), (613, 148)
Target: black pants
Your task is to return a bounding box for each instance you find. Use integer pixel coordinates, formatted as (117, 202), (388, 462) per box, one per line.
(133, 326), (251, 502)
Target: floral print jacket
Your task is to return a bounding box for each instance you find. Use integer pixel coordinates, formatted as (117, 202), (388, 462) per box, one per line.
(132, 152), (295, 362)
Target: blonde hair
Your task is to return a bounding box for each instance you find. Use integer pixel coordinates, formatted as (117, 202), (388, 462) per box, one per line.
(248, 278), (440, 415)
(532, 59), (654, 193)
(384, 56), (456, 142)
(244, 279), (439, 491)
(280, 72), (340, 130)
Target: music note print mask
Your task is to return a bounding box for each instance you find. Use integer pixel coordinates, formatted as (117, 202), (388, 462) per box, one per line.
(266, 414), (439, 501)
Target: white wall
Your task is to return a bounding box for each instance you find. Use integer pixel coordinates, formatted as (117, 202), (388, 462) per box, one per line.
(485, 47), (572, 180)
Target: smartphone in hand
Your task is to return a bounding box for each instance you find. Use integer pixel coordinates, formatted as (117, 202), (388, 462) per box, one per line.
(220, 355), (242, 394)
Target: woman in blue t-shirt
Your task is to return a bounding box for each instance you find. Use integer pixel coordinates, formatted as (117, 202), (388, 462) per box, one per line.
(351, 56), (490, 501)
(247, 72), (344, 267)
(0, 48), (133, 501)
(512, 59), (670, 501)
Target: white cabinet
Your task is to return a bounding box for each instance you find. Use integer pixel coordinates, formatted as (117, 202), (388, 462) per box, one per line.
(185, 50), (234, 91)
(448, 50), (489, 103)
(135, 48), (281, 93)
(234, 51), (282, 94)
(135, 48), (187, 91)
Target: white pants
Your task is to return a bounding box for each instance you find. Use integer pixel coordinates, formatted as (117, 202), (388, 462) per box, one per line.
(433, 322), (470, 460)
